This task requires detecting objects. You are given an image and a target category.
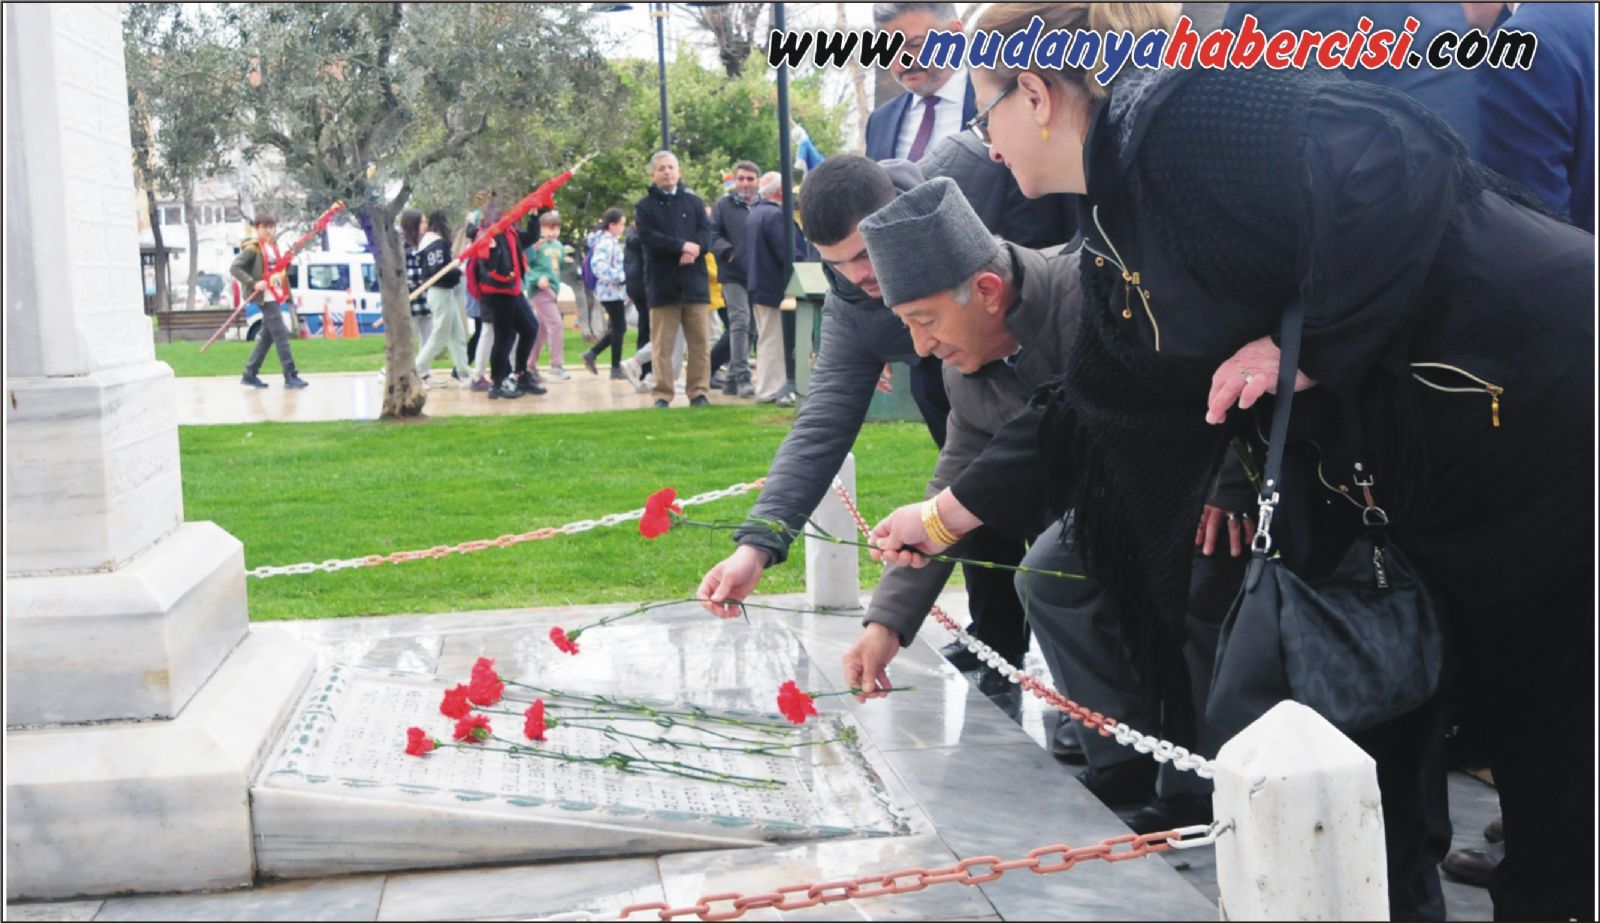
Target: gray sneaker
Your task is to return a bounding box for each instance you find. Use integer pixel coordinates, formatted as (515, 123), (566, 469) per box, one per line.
(736, 383), (756, 399)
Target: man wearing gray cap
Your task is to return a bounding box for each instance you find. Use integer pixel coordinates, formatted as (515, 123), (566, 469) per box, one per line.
(839, 175), (1086, 735)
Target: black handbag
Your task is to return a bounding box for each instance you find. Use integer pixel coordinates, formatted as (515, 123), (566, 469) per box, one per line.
(1207, 300), (1446, 738)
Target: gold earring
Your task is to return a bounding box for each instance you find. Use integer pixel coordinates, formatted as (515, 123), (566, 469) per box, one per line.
(1041, 127), (1050, 141)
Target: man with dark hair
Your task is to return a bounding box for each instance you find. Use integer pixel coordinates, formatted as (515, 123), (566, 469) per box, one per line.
(695, 154), (1039, 720)
(232, 209), (309, 390)
(865, 3), (969, 162)
(710, 160), (761, 397)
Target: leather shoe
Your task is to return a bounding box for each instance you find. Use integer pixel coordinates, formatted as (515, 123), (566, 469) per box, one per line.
(1076, 759), (1158, 809)
(1441, 841), (1503, 888)
(1484, 815), (1503, 843)
(974, 666), (1021, 721)
(690, 395), (711, 407)
(939, 641), (983, 672)
(653, 399), (670, 409)
(1127, 793), (1212, 834)
(1050, 713), (1086, 764)
(283, 373), (310, 389)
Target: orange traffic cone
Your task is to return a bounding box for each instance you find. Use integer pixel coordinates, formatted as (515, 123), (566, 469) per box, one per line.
(322, 297), (337, 339)
(342, 289), (360, 339)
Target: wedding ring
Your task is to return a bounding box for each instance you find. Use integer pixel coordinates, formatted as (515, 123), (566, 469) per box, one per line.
(1240, 371), (1255, 384)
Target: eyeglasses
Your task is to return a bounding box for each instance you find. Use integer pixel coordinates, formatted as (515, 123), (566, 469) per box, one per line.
(966, 79), (1017, 145)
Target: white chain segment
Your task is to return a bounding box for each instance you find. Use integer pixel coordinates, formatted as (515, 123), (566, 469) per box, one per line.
(830, 477), (1217, 779)
(245, 481), (764, 579)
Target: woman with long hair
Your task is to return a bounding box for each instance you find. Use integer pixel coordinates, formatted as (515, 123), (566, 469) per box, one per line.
(412, 209), (469, 384)
(578, 208), (631, 378)
(869, 5), (1594, 919)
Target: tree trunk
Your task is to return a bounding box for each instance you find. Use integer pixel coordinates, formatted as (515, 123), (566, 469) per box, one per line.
(838, 2), (870, 152)
(183, 183), (199, 310)
(366, 201), (426, 418)
(146, 185), (170, 313)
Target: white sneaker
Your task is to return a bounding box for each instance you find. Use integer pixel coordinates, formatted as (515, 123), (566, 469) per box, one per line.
(547, 366), (572, 381)
(621, 358), (644, 391)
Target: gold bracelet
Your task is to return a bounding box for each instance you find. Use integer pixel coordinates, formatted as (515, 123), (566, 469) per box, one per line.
(921, 498), (962, 547)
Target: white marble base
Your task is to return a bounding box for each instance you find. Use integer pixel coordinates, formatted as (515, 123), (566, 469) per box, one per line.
(3, 626), (315, 901)
(5, 362), (184, 576)
(5, 521), (250, 726)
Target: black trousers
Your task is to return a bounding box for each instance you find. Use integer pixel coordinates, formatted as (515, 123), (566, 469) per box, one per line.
(483, 292), (537, 385)
(586, 300), (628, 368)
(467, 317), (485, 364)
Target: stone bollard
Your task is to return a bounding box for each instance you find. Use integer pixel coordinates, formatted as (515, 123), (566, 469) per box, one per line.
(1212, 701), (1388, 921)
(805, 452), (860, 609)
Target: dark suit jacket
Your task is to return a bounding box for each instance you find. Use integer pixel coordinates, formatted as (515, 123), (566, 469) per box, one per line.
(864, 79), (978, 162)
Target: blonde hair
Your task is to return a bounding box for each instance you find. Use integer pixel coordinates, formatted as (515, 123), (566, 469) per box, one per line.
(974, 3), (1181, 100)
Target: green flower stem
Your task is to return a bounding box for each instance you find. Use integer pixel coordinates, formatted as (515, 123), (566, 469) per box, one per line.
(794, 515), (1085, 582)
(504, 683), (796, 732)
(810, 686), (917, 699)
(474, 735), (784, 789)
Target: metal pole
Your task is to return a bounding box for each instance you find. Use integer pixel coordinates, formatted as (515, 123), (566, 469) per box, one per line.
(654, 3), (670, 151)
(775, 2), (794, 263)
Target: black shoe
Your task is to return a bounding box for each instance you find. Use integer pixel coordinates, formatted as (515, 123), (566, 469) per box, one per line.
(722, 379), (740, 396)
(1050, 713), (1087, 764)
(939, 641), (984, 672)
(488, 379), (523, 400)
(241, 373), (268, 389)
(582, 353), (599, 376)
(610, 367), (627, 380)
(1441, 842), (1503, 888)
(690, 395), (711, 407)
(284, 374), (309, 389)
(974, 666), (1022, 721)
(1127, 793), (1212, 835)
(653, 398), (671, 408)
(1076, 759), (1159, 809)
(516, 372), (547, 395)
(1484, 815), (1503, 843)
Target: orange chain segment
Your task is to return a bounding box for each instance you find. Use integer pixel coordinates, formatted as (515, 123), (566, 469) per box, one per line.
(617, 829), (1182, 921)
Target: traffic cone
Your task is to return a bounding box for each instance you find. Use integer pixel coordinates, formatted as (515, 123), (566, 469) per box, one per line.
(342, 289), (360, 339)
(322, 297), (337, 339)
(294, 297), (311, 339)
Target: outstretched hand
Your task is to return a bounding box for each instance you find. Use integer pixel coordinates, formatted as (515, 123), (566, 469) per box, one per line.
(842, 623), (902, 702)
(695, 544), (768, 618)
(1206, 335), (1317, 425)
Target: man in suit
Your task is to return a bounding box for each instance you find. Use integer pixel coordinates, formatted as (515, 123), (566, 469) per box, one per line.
(864, 3), (974, 163)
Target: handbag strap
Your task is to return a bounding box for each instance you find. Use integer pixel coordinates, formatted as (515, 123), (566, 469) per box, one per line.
(1249, 299), (1306, 557)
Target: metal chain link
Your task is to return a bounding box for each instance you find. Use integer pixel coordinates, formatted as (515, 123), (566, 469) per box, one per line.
(830, 479), (1216, 779)
(619, 823), (1226, 921)
(245, 480), (765, 578)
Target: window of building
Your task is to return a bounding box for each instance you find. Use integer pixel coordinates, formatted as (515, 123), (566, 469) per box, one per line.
(306, 264), (351, 292)
(162, 206), (182, 225)
(225, 205), (242, 222)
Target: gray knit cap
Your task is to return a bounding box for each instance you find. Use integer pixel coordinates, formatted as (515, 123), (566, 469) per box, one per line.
(858, 176), (1000, 308)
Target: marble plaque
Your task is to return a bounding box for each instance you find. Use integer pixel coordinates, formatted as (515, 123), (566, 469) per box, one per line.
(253, 623), (911, 878)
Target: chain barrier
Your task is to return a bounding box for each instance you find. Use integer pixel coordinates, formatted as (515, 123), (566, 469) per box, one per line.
(619, 823), (1226, 920)
(830, 479), (1216, 779)
(244, 480), (765, 579)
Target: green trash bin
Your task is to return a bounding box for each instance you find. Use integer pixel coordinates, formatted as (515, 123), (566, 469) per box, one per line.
(788, 263), (922, 422)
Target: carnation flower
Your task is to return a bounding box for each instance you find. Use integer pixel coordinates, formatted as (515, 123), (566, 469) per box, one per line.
(453, 713), (493, 743)
(639, 487), (682, 539)
(467, 673), (505, 707)
(550, 626), (580, 655)
(523, 700), (549, 742)
(440, 683), (473, 719)
(405, 726), (438, 756)
(776, 680), (818, 725)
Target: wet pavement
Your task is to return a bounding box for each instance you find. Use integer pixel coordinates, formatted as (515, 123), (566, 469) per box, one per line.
(174, 371), (756, 426)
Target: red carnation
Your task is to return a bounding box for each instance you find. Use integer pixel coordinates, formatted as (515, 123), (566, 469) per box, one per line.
(550, 626), (580, 655)
(405, 726), (438, 756)
(639, 487), (682, 539)
(453, 713), (493, 743)
(467, 673), (504, 707)
(470, 657), (498, 683)
(523, 699), (549, 742)
(440, 683), (473, 719)
(777, 680), (818, 725)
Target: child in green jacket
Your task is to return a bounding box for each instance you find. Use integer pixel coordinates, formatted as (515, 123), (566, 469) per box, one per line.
(523, 210), (576, 379)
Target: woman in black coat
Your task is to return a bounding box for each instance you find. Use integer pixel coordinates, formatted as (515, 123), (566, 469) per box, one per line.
(871, 4), (1594, 919)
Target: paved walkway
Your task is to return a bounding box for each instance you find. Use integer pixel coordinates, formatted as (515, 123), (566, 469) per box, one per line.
(5, 591), (1497, 921)
(174, 371), (762, 426)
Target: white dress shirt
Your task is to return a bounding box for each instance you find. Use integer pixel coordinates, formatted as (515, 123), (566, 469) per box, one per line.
(893, 70), (969, 161)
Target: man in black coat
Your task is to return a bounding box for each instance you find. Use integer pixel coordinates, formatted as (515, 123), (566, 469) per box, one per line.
(743, 172), (809, 404)
(634, 151), (713, 408)
(710, 161), (760, 396)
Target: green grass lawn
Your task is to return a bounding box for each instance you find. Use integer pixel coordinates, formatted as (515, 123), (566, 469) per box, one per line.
(158, 327), (594, 377)
(181, 405), (941, 621)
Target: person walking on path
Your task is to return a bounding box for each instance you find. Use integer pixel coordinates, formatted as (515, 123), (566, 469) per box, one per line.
(634, 151), (713, 408)
(475, 203), (543, 400)
(232, 209), (309, 390)
(524, 210), (575, 381)
(579, 208), (630, 379)
(413, 209), (470, 385)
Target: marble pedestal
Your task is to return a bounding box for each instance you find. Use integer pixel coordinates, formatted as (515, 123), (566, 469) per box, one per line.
(4, 627), (315, 902)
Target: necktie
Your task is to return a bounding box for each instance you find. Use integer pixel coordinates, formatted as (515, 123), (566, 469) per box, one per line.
(907, 96), (939, 162)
